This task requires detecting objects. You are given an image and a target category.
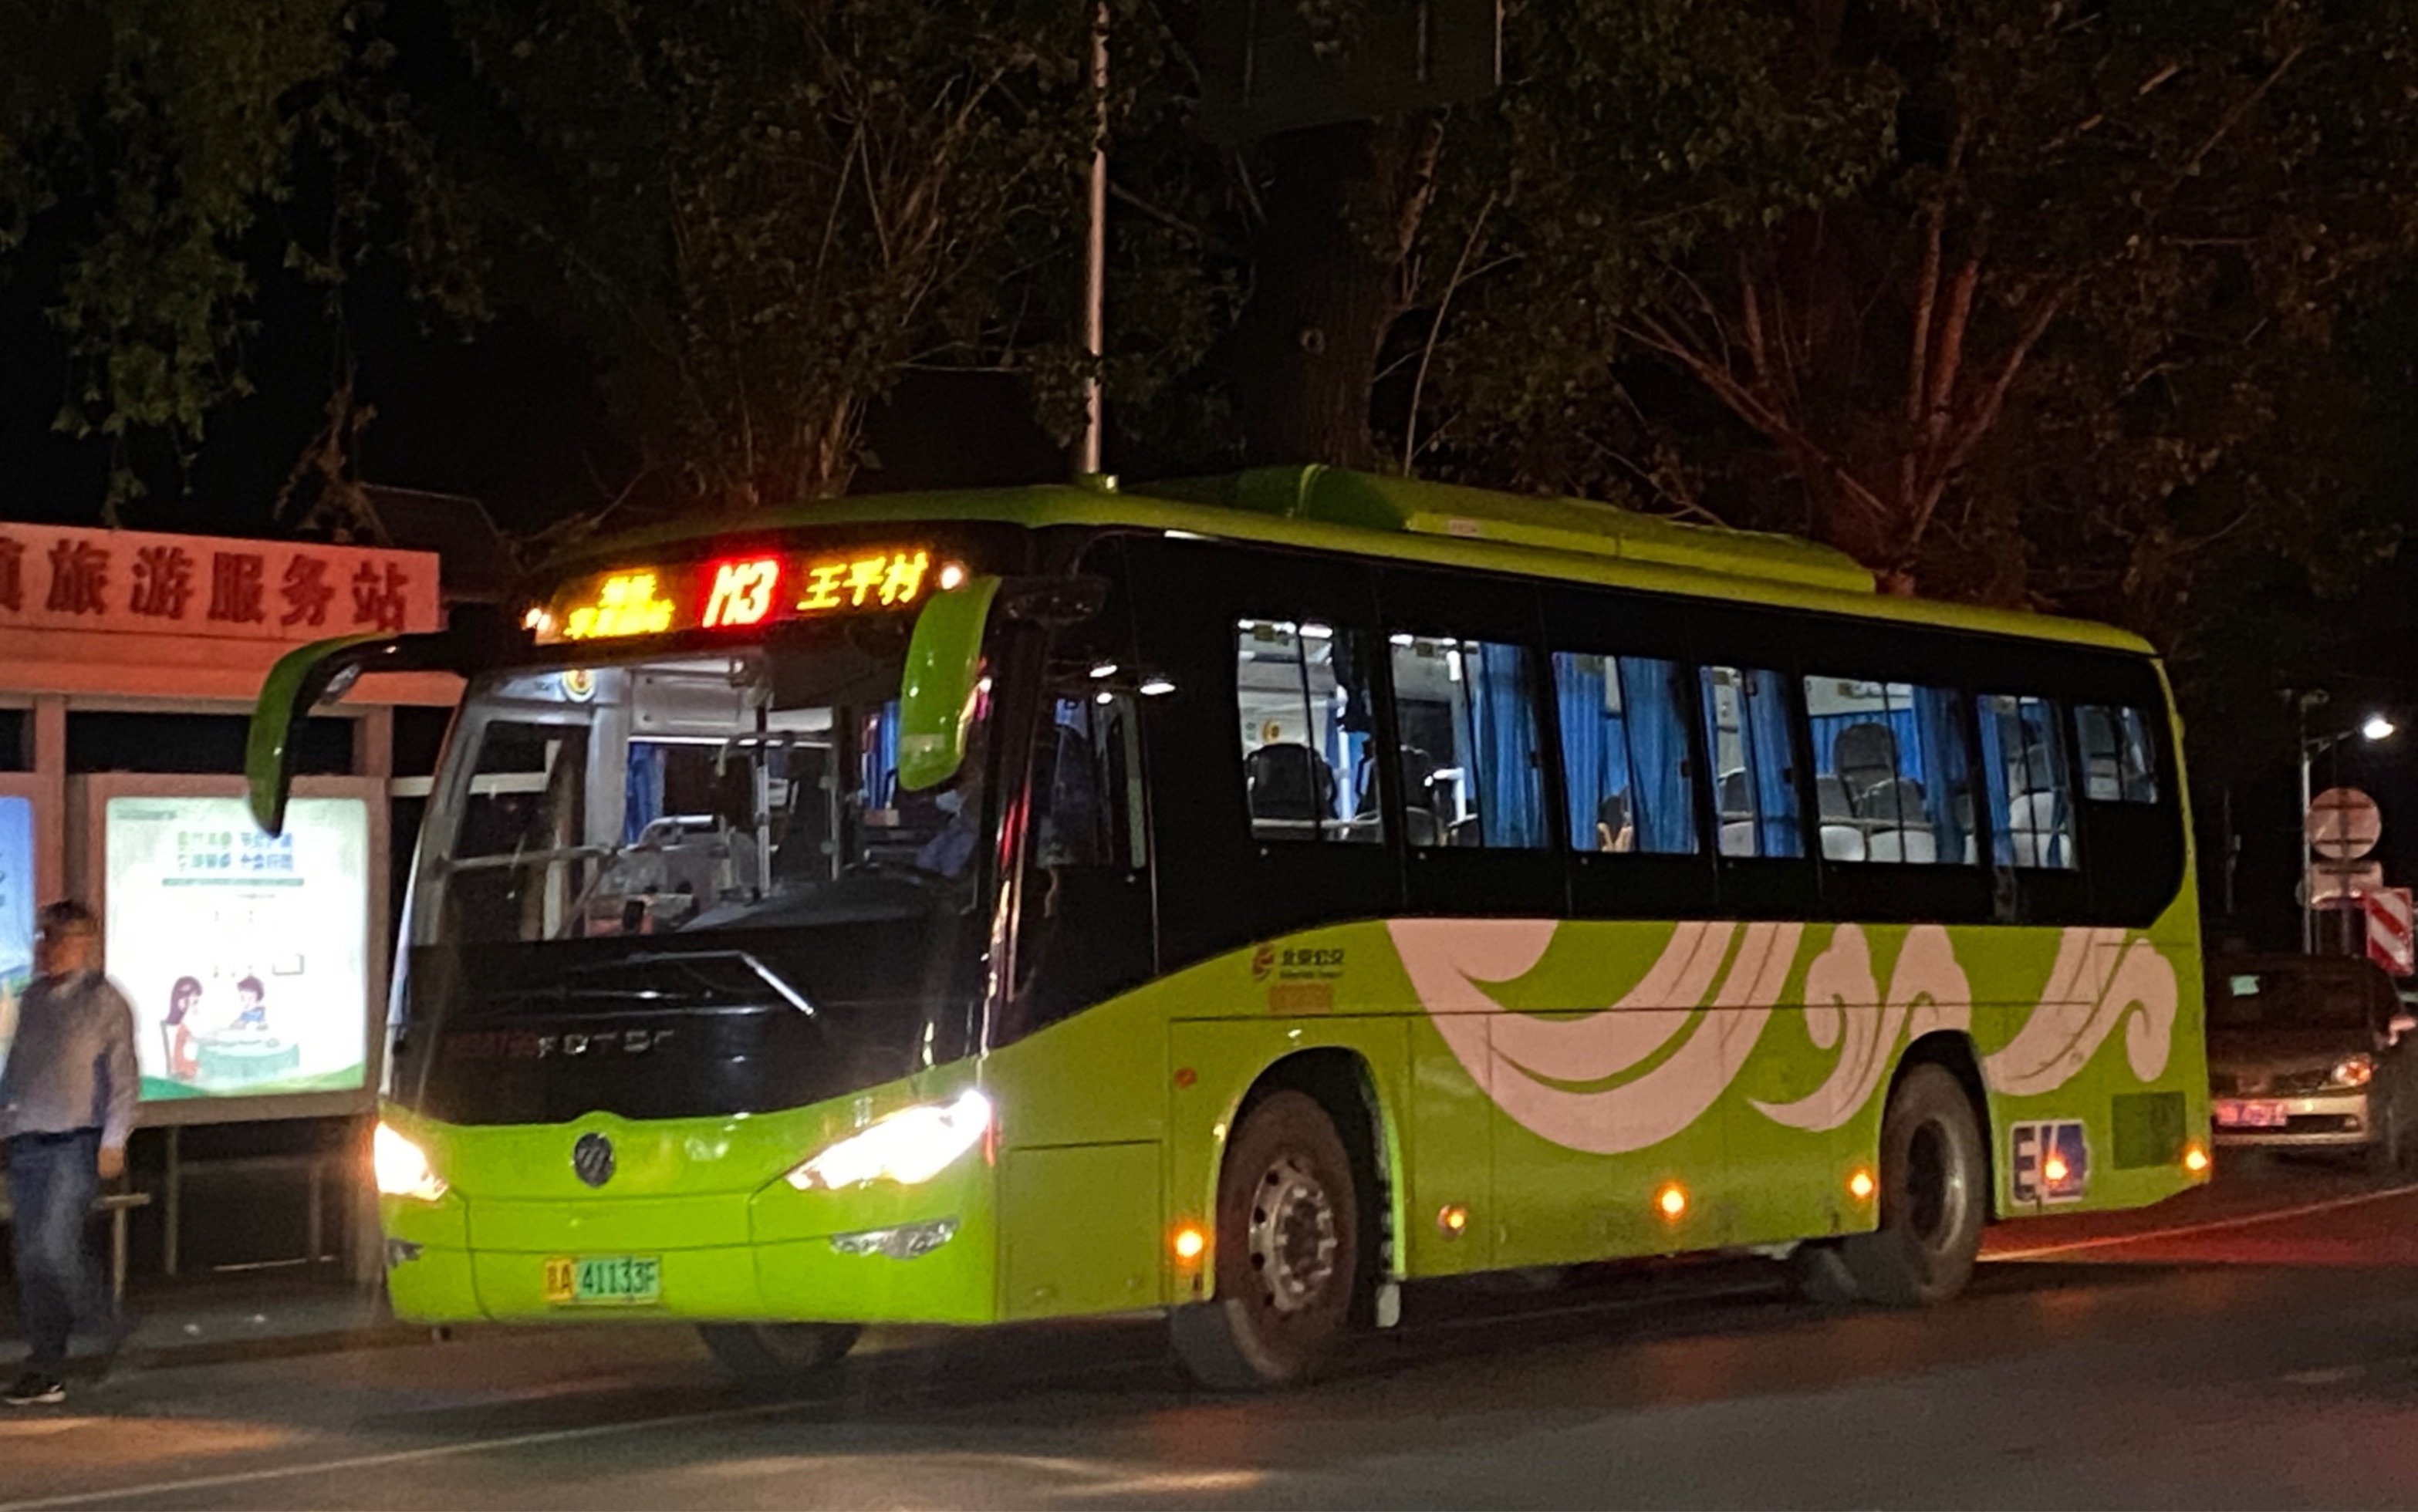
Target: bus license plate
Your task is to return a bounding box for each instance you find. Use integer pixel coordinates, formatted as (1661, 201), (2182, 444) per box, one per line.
(543, 1255), (662, 1304)
(2214, 1099), (2288, 1129)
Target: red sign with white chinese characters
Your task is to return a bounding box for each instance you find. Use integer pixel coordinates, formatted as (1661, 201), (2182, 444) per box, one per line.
(0, 521), (441, 642)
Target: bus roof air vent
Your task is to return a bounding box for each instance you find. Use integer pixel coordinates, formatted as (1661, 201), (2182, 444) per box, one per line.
(1152, 466), (1876, 596)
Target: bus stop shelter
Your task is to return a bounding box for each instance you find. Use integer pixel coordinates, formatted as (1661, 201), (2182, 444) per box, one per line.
(0, 518), (458, 1284)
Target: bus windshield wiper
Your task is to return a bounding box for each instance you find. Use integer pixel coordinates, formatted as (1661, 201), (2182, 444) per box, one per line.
(554, 948), (814, 1015)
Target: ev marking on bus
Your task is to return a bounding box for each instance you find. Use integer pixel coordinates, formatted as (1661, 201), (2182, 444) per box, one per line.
(2011, 1119), (2089, 1204)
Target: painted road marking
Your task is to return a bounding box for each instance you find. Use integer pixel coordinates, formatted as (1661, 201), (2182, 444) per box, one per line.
(1986, 1181), (2418, 1261)
(0, 1399), (819, 1512)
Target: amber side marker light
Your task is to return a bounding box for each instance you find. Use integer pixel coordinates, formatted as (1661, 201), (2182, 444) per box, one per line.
(2043, 1153), (2072, 1185)
(1656, 1183), (1688, 1220)
(1437, 1203), (1470, 1237)
(1172, 1226), (1206, 1262)
(2183, 1144), (2210, 1175)
(1847, 1168), (1876, 1202)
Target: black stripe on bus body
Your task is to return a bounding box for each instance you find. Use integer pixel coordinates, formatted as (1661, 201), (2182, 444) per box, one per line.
(1092, 530), (2185, 989)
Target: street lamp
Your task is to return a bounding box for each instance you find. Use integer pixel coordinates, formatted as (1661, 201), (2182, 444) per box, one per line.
(2297, 690), (2398, 953)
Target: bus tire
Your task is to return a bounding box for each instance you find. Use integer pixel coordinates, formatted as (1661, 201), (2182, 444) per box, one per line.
(1170, 1090), (1360, 1391)
(1839, 1065), (1986, 1308)
(697, 1322), (859, 1389)
(1792, 1240), (1862, 1307)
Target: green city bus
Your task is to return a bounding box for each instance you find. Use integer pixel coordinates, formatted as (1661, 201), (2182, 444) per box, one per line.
(248, 465), (2210, 1389)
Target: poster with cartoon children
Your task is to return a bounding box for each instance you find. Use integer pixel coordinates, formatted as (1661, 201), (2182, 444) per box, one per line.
(103, 795), (369, 1101)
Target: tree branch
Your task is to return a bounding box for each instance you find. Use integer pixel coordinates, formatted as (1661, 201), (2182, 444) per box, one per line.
(1402, 190), (1496, 472)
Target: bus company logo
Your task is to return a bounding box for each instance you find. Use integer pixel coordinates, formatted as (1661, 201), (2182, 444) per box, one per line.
(2011, 1119), (2089, 1204)
(444, 1028), (674, 1061)
(572, 1132), (616, 1189)
(1251, 944), (1345, 984)
(1261, 946), (1346, 1014)
(1274, 947), (1346, 979)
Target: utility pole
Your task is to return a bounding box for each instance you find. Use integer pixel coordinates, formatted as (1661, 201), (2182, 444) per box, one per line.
(1076, 0), (1109, 478)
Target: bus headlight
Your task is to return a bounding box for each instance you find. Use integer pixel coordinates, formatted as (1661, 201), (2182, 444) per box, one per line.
(373, 1122), (447, 1202)
(785, 1092), (991, 1192)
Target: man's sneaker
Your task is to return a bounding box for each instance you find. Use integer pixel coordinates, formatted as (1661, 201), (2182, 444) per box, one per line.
(3, 1372), (65, 1407)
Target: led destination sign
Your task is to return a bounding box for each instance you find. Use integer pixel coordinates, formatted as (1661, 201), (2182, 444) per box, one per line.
(534, 547), (961, 643)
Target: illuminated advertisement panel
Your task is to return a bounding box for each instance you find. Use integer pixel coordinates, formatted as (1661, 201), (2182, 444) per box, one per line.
(0, 796), (32, 1072)
(103, 795), (370, 1102)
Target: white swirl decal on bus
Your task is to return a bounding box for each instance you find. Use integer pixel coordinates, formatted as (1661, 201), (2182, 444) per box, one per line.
(1754, 924), (1971, 1132)
(1390, 920), (2179, 1153)
(1981, 928), (2177, 1096)
(1393, 920), (1801, 1155)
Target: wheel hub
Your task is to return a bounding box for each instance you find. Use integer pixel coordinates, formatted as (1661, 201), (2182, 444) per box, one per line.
(1247, 1154), (1338, 1315)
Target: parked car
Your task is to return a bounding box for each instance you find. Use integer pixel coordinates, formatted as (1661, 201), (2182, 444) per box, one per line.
(2207, 953), (2418, 1173)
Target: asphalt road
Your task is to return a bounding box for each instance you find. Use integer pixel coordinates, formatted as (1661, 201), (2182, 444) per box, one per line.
(8, 1159), (2418, 1510)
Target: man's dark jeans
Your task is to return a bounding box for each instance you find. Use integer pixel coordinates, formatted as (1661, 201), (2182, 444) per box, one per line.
(7, 1129), (105, 1370)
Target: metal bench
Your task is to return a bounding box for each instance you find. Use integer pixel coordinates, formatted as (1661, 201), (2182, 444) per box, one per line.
(0, 1190), (155, 1301)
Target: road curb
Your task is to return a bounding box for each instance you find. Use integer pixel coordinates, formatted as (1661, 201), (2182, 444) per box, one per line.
(96, 1321), (428, 1375)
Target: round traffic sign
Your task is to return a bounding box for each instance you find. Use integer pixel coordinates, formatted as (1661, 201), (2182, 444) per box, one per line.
(2308, 786), (2383, 860)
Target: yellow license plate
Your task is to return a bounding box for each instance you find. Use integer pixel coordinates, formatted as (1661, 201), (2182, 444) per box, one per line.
(542, 1255), (663, 1304)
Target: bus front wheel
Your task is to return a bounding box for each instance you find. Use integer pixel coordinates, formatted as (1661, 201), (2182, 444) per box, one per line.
(1838, 1065), (1987, 1307)
(1170, 1090), (1361, 1391)
(697, 1322), (860, 1389)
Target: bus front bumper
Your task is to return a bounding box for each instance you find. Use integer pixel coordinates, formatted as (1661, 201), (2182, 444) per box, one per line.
(381, 1186), (998, 1327)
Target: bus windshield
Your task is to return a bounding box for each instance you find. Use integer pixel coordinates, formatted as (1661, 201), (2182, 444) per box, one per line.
(414, 626), (993, 952)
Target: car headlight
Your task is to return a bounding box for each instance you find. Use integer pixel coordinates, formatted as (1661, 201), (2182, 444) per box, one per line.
(2332, 1053), (2376, 1089)
(373, 1121), (447, 1202)
(785, 1091), (991, 1192)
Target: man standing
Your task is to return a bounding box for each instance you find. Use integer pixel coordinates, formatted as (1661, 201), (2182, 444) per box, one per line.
(0, 901), (137, 1406)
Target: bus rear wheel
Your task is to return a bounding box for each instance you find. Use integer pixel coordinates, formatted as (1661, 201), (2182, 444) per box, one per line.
(697, 1322), (860, 1389)
(1838, 1065), (1987, 1307)
(1170, 1090), (1361, 1391)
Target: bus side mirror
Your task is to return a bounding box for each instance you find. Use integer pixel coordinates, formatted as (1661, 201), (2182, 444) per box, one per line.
(248, 634), (397, 837)
(248, 619), (515, 835)
(897, 575), (1002, 793)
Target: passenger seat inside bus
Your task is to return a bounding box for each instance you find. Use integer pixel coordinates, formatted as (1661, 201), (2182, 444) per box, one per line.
(1718, 769), (1756, 856)
(2008, 746), (2066, 868)
(1246, 742), (1337, 839)
(1816, 775), (1865, 862)
(1862, 777), (1934, 862)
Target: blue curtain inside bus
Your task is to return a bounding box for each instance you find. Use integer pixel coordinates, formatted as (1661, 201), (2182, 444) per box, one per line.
(1743, 669), (1802, 856)
(1467, 641), (1545, 847)
(1620, 657), (1695, 853)
(1554, 655), (1616, 849)
(1552, 653), (1695, 854)
(624, 742), (667, 844)
(860, 700), (901, 810)
(1913, 684), (1974, 854)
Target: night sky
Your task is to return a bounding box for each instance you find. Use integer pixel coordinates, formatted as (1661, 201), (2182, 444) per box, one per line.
(2, 115), (2415, 959)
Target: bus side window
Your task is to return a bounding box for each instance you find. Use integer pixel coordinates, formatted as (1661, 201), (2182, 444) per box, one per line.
(1031, 690), (1143, 874)
(1234, 618), (1383, 845)
(1977, 694), (2077, 869)
(2075, 704), (2160, 804)
(1802, 676), (1977, 866)
(1385, 635), (1547, 849)
(1700, 666), (1803, 859)
(1552, 652), (1698, 856)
